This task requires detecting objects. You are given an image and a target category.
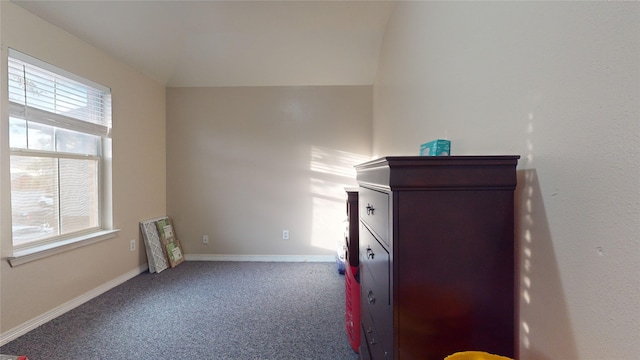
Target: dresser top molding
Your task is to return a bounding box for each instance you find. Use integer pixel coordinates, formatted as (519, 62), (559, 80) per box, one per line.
(355, 156), (520, 191)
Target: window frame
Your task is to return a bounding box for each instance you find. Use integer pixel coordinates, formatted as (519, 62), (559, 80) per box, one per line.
(6, 48), (116, 265)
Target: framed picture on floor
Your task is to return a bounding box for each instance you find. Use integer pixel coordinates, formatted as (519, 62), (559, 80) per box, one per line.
(155, 217), (185, 268)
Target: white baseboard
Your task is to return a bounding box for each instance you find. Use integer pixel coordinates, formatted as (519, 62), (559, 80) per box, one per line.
(185, 254), (335, 262)
(0, 264), (148, 346)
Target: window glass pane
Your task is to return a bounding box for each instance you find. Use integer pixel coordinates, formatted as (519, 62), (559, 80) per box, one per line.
(59, 158), (100, 235)
(10, 156), (60, 246)
(7, 119), (55, 151)
(27, 122), (55, 151)
(10, 155), (100, 246)
(9, 117), (27, 149)
(56, 128), (99, 155)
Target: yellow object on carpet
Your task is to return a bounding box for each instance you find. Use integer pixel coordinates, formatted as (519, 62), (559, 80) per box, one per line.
(444, 351), (512, 360)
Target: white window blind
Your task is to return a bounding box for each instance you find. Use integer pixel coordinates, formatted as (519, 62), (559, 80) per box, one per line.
(8, 48), (112, 138)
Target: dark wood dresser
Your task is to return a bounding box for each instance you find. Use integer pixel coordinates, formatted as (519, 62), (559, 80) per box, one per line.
(355, 156), (519, 360)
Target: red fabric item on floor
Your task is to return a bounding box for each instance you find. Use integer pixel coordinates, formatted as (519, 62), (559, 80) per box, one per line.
(345, 264), (360, 353)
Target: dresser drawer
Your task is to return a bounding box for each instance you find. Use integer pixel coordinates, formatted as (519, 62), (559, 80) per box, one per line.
(359, 187), (390, 246)
(360, 226), (392, 355)
(360, 228), (390, 308)
(360, 262), (392, 352)
(361, 305), (391, 359)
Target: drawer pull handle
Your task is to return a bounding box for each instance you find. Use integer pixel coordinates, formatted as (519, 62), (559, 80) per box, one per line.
(367, 290), (376, 304)
(366, 246), (375, 259)
(366, 203), (375, 215)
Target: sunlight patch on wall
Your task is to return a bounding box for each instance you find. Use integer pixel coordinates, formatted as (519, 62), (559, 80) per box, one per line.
(526, 112), (535, 164)
(520, 112), (536, 351)
(308, 146), (370, 251)
(310, 145), (371, 178)
(309, 193), (343, 251)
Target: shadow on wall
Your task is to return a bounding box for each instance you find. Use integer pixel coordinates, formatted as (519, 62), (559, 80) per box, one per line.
(515, 169), (579, 360)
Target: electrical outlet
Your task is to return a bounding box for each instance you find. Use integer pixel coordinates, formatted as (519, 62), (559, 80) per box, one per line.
(129, 239), (136, 252)
(282, 230), (289, 240)
(203, 235), (209, 244)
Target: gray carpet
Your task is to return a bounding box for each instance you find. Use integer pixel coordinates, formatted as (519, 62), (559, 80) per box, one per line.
(1, 261), (360, 360)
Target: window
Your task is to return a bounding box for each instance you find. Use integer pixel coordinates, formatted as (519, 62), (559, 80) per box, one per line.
(8, 49), (112, 251)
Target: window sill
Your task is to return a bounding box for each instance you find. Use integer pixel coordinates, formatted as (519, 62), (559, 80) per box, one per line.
(6, 229), (120, 267)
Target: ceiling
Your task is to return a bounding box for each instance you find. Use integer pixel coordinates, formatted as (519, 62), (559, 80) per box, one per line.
(12, 0), (396, 87)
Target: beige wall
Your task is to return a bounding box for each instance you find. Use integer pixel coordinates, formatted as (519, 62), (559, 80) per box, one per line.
(166, 86), (371, 259)
(374, 2), (639, 359)
(0, 2), (166, 335)
(3, 1), (637, 357)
